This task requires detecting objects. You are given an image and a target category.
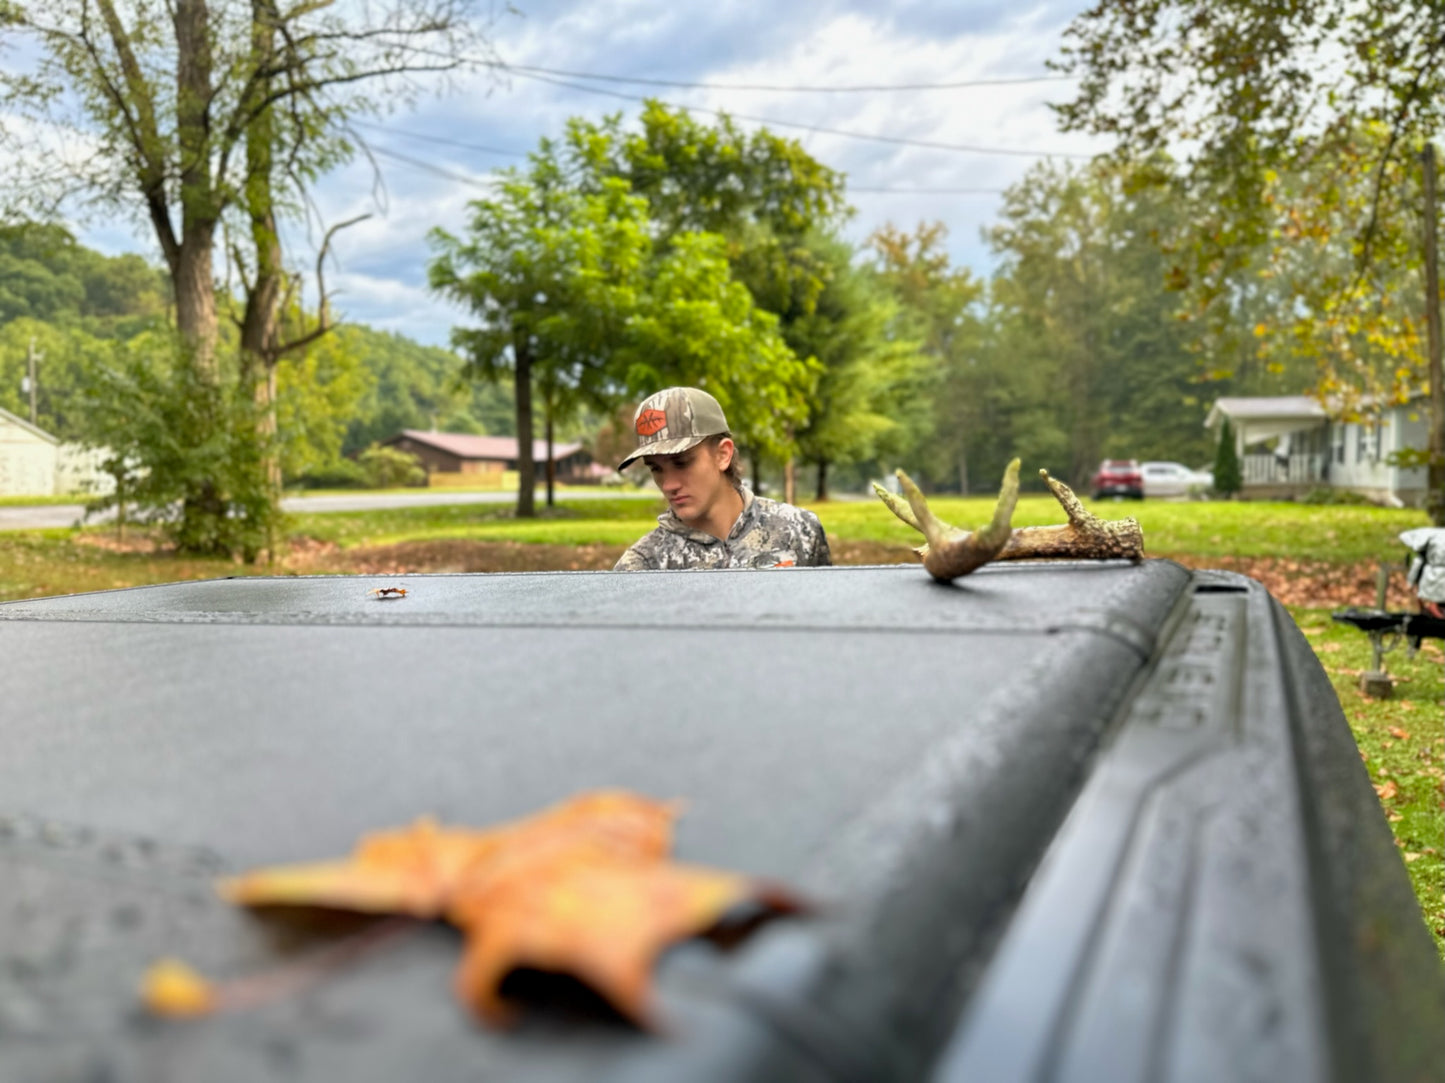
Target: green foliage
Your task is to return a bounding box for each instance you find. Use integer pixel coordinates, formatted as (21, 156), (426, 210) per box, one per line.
(867, 222), (988, 491)
(78, 334), (280, 560)
(1054, 1), (1444, 518)
(429, 141), (813, 511)
(292, 459), (369, 490)
(790, 231), (931, 494)
(1298, 485), (1373, 506)
(1213, 418), (1242, 495)
(975, 160), (1216, 488)
(619, 230), (815, 458)
(0, 223), (168, 332)
(356, 444), (426, 489)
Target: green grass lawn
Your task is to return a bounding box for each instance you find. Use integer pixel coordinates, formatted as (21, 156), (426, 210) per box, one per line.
(278, 491), (1432, 558)
(287, 496), (668, 548)
(0, 493), (88, 507)
(1292, 607), (1444, 954)
(813, 493), (1432, 562)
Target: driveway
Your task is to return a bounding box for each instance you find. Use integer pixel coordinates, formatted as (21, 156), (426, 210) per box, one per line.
(0, 488), (658, 532)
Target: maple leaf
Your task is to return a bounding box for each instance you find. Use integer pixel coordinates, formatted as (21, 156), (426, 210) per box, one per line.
(453, 861), (802, 1027)
(219, 791), (678, 918)
(158, 791), (800, 1028)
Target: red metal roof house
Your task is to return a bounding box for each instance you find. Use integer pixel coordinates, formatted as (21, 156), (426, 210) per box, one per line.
(381, 431), (595, 483)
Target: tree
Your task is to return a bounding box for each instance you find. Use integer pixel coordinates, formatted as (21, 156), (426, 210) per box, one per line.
(78, 330), (279, 558)
(868, 222), (985, 491)
(1055, 0), (1445, 522)
(430, 153), (810, 516)
(429, 171), (654, 518)
(1, 0), (491, 547)
(790, 232), (930, 500)
(983, 160), (1214, 487)
(562, 102), (849, 483)
(1214, 417), (1242, 497)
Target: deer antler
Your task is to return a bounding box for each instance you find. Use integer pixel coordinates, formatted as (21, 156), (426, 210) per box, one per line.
(873, 464), (1144, 582)
(873, 458), (1022, 581)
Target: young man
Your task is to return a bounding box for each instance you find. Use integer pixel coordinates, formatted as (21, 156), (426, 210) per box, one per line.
(613, 387), (831, 571)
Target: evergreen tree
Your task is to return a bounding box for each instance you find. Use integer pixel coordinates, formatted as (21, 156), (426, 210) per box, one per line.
(1213, 417), (1242, 497)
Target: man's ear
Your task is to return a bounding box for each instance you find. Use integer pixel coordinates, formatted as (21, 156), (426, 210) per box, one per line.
(715, 437), (736, 471)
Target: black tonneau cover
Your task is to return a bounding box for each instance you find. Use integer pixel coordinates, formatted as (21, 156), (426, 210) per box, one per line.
(1, 562), (1439, 1082)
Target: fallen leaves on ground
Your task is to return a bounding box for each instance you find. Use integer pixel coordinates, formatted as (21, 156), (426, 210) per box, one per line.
(145, 791), (802, 1028)
(1375, 779), (1400, 801)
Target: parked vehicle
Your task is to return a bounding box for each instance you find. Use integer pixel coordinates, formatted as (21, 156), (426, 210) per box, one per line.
(1090, 458), (1144, 500)
(2, 565), (1441, 1080)
(1141, 460), (1214, 499)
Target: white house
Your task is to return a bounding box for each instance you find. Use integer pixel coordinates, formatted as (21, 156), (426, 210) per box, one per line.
(1205, 394), (1432, 507)
(0, 406), (58, 496)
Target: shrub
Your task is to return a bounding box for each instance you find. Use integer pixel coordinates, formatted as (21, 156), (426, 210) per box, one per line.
(292, 460), (369, 489)
(79, 342), (279, 560)
(1300, 486), (1373, 506)
(357, 444), (426, 488)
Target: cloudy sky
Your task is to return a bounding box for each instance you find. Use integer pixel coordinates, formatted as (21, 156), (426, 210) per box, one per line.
(80, 0), (1112, 347)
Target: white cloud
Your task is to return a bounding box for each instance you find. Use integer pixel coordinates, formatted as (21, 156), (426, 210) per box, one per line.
(25, 0), (1112, 342)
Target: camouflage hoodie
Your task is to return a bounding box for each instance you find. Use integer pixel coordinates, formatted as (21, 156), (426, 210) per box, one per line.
(613, 488), (831, 571)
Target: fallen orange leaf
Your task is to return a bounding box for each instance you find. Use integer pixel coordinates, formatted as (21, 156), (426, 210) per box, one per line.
(219, 790), (678, 918)
(1388, 727), (1412, 740)
(454, 861), (800, 1027)
(141, 958), (217, 1018)
(151, 791), (800, 1029)
(1374, 779), (1399, 801)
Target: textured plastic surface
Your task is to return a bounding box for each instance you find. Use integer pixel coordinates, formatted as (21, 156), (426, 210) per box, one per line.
(0, 562), (1438, 1082)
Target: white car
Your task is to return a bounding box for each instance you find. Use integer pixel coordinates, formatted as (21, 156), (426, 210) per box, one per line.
(1141, 460), (1213, 499)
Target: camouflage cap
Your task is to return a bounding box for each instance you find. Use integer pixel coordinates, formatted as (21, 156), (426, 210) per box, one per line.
(617, 387), (731, 469)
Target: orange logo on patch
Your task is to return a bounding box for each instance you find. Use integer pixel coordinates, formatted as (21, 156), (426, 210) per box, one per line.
(635, 409), (667, 436)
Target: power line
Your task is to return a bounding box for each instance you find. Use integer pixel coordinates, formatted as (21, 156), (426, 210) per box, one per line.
(365, 144), (502, 188)
(386, 43), (1094, 159)
(351, 119), (528, 158)
(850, 186), (1006, 195)
(492, 61), (1073, 93)
(358, 127), (1014, 196)
(512, 69), (1094, 160)
(361, 126), (1015, 197)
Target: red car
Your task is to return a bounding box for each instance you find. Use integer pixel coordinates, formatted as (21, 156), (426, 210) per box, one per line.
(1091, 458), (1144, 500)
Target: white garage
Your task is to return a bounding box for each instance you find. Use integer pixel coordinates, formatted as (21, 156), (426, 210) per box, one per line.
(0, 406), (58, 497)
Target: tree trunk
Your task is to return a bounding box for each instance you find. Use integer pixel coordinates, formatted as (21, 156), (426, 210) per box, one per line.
(958, 450), (969, 495)
(751, 452), (763, 495)
(1423, 144), (1445, 526)
(174, 233), (219, 383)
(514, 338), (536, 518)
(815, 459), (829, 502)
(783, 456), (795, 505)
(173, 0), (219, 384)
(545, 398), (556, 509)
(240, 0), (283, 492)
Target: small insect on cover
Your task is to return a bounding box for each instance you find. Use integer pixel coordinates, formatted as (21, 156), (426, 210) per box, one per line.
(369, 586), (408, 599)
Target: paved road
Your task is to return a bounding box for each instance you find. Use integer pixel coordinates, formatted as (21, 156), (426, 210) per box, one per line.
(0, 488), (660, 532)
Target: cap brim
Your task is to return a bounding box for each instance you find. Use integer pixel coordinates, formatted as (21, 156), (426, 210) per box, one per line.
(617, 435), (709, 471)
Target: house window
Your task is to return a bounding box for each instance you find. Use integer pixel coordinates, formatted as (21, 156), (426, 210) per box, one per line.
(1356, 424), (1368, 463)
(1332, 425), (1345, 464)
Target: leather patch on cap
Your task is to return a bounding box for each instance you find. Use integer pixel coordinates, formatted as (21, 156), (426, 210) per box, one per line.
(635, 409), (667, 436)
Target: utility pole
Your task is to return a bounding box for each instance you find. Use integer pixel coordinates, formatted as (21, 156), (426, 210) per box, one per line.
(1422, 145), (1445, 525)
(25, 337), (40, 426)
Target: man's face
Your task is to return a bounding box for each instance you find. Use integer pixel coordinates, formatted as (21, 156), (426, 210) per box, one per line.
(645, 440), (733, 524)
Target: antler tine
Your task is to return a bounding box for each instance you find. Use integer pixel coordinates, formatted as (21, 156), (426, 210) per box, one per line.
(921, 458), (1021, 581)
(872, 481), (924, 532)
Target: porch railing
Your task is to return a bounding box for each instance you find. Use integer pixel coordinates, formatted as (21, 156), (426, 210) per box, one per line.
(1242, 453), (1325, 485)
